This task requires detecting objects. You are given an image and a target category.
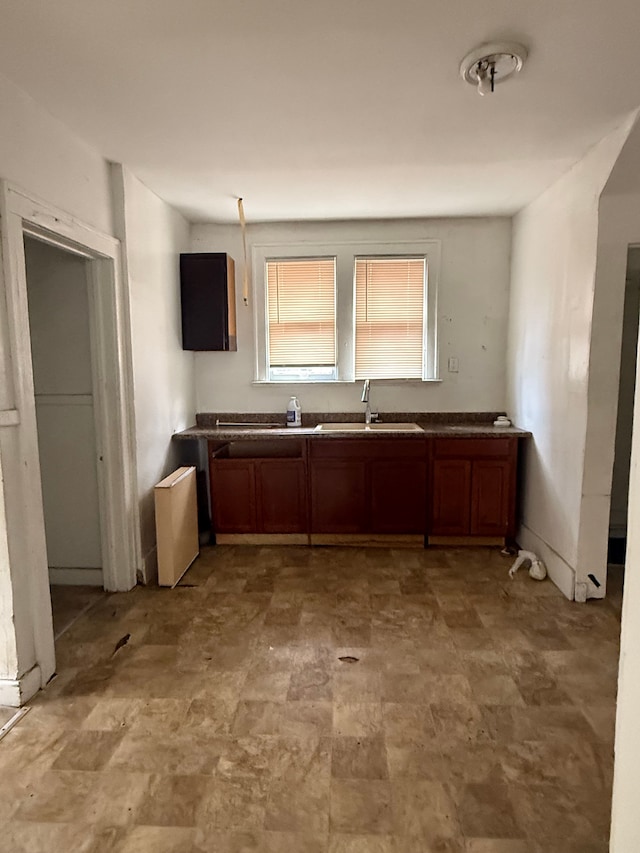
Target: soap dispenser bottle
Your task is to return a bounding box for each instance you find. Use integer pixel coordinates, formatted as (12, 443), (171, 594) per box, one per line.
(286, 396), (302, 427)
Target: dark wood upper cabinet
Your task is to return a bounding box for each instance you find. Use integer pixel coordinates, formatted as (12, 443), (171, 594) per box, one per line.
(180, 253), (237, 351)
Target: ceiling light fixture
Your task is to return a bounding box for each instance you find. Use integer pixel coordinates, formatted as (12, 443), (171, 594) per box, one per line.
(460, 42), (528, 96)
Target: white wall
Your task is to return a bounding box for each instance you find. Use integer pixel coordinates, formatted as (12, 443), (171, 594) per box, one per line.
(112, 166), (195, 583)
(24, 237), (102, 575)
(192, 217), (512, 415)
(0, 74), (195, 696)
(0, 72), (113, 235)
(0, 72), (117, 694)
(506, 119), (634, 600)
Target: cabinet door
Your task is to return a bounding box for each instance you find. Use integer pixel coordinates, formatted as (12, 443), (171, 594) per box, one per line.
(180, 253), (237, 351)
(431, 459), (472, 535)
(257, 459), (307, 533)
(210, 460), (256, 533)
(471, 460), (510, 536)
(370, 459), (427, 533)
(310, 460), (367, 533)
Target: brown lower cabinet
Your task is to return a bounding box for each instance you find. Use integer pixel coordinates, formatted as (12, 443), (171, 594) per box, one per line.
(470, 460), (512, 536)
(431, 459), (472, 536)
(257, 459), (307, 533)
(310, 439), (427, 534)
(370, 458), (428, 533)
(209, 442), (307, 534)
(310, 459), (367, 533)
(207, 435), (520, 541)
(430, 438), (517, 538)
(209, 459), (257, 533)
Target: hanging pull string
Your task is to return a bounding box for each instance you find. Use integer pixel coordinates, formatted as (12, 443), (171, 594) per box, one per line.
(237, 198), (249, 306)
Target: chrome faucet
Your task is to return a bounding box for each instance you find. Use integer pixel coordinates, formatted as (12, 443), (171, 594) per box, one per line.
(361, 379), (372, 424)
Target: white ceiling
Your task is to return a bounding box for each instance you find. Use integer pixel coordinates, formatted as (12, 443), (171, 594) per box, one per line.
(1, 0), (640, 223)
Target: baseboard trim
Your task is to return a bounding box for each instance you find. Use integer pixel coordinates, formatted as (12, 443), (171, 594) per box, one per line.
(428, 535), (505, 546)
(517, 523), (575, 601)
(48, 567), (103, 587)
(310, 534), (424, 548)
(0, 664), (42, 707)
(216, 533), (309, 545)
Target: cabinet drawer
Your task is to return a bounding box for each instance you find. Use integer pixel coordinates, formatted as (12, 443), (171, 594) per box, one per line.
(310, 438), (426, 460)
(433, 438), (512, 459)
(310, 440), (370, 459)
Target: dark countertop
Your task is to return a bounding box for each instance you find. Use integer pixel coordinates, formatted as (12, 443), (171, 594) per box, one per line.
(174, 421), (531, 441)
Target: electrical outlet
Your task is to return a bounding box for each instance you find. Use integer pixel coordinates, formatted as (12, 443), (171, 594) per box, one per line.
(448, 357), (459, 373)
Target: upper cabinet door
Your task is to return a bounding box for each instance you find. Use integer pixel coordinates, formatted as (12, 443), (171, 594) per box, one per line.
(180, 253), (237, 351)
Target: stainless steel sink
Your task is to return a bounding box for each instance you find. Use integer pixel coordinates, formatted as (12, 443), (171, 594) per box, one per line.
(314, 422), (423, 432)
(367, 423), (423, 431)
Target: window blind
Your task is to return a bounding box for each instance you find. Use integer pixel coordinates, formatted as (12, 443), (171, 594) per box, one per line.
(267, 258), (336, 367)
(355, 257), (426, 379)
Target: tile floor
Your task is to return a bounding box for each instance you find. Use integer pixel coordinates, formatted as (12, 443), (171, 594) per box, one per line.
(0, 546), (623, 853)
(0, 705), (16, 728)
(50, 584), (106, 639)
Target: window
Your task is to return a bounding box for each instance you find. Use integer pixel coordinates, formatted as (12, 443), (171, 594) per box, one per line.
(253, 240), (439, 383)
(355, 257), (426, 379)
(266, 258), (336, 382)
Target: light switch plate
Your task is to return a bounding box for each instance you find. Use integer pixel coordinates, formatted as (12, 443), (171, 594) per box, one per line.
(448, 357), (459, 373)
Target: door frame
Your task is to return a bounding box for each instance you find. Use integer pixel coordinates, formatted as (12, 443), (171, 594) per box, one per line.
(0, 181), (139, 701)
(581, 189), (640, 600)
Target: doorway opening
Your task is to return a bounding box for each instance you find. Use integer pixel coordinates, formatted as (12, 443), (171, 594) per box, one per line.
(23, 236), (107, 639)
(0, 182), (140, 705)
(608, 244), (640, 597)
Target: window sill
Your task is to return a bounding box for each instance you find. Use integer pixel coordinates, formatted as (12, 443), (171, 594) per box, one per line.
(252, 378), (443, 386)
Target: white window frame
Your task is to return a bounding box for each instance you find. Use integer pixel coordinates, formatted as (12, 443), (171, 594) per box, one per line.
(252, 240), (440, 383)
